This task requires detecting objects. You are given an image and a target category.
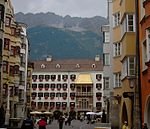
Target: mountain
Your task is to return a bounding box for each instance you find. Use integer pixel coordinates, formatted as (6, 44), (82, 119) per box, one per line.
(15, 12), (108, 60)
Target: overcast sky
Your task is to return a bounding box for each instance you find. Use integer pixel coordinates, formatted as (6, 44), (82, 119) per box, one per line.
(11, 0), (107, 18)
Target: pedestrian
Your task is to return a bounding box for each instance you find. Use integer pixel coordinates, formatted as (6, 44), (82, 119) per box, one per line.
(58, 115), (65, 129)
(122, 121), (129, 129)
(38, 117), (47, 129)
(101, 109), (106, 123)
(65, 116), (68, 125)
(143, 123), (148, 129)
(21, 115), (34, 129)
(67, 116), (72, 126)
(0, 105), (5, 128)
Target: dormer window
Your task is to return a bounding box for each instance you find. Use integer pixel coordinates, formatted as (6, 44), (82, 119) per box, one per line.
(56, 64), (61, 68)
(41, 64), (46, 69)
(76, 64), (80, 68)
(92, 64), (96, 68)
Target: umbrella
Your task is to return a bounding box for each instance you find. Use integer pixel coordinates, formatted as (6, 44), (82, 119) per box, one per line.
(43, 111), (53, 115)
(86, 112), (96, 115)
(30, 111), (43, 114)
(95, 112), (103, 116)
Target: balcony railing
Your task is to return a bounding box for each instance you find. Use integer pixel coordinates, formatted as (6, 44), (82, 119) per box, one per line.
(76, 92), (93, 96)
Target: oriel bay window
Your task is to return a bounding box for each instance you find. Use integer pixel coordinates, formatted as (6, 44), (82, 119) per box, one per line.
(44, 84), (49, 90)
(38, 84), (43, 90)
(51, 83), (55, 90)
(44, 92), (49, 99)
(32, 84), (37, 90)
(122, 56), (136, 79)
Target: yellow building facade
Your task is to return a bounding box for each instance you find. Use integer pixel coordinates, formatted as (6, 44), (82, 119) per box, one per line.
(112, 0), (136, 128)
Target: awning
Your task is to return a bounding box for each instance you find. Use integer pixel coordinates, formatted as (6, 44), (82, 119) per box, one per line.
(75, 74), (93, 84)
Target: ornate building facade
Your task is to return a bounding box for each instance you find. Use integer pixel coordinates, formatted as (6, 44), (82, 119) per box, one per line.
(31, 57), (103, 117)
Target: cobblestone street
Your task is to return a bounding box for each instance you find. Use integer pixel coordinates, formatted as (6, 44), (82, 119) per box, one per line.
(36, 120), (111, 129)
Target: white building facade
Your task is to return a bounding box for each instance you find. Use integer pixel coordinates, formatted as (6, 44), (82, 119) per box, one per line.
(31, 57), (103, 117)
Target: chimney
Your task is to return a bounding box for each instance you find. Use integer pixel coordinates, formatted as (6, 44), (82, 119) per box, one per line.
(95, 55), (100, 61)
(46, 55), (52, 61)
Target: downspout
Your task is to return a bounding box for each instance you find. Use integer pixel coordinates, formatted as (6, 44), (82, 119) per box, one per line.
(134, 0), (142, 128)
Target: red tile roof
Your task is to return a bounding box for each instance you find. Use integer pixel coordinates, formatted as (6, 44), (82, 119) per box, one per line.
(33, 59), (103, 72)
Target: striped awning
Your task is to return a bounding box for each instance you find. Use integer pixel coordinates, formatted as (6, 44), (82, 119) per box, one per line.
(75, 74), (93, 84)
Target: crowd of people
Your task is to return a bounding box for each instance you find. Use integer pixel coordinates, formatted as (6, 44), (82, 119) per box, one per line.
(21, 110), (107, 129)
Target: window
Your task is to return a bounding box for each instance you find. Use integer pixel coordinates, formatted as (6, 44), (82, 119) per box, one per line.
(56, 93), (61, 97)
(32, 84), (37, 89)
(113, 12), (120, 27)
(103, 77), (109, 89)
(9, 66), (14, 76)
(104, 31), (110, 43)
(103, 53), (110, 65)
(38, 92), (43, 97)
(96, 74), (102, 81)
(10, 46), (15, 56)
(45, 75), (50, 81)
(96, 83), (102, 90)
(5, 17), (11, 26)
(11, 27), (16, 36)
(114, 72), (121, 87)
(14, 65), (19, 74)
(146, 29), (150, 61)
(121, 14), (135, 35)
(3, 61), (8, 73)
(142, 40), (147, 70)
(4, 38), (10, 50)
(0, 4), (4, 21)
(114, 42), (121, 56)
(122, 57), (136, 78)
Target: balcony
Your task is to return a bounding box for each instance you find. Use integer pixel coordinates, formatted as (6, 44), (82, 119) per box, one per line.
(76, 92), (93, 97)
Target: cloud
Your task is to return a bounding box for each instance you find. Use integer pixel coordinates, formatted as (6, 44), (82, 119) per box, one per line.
(11, 0), (107, 18)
